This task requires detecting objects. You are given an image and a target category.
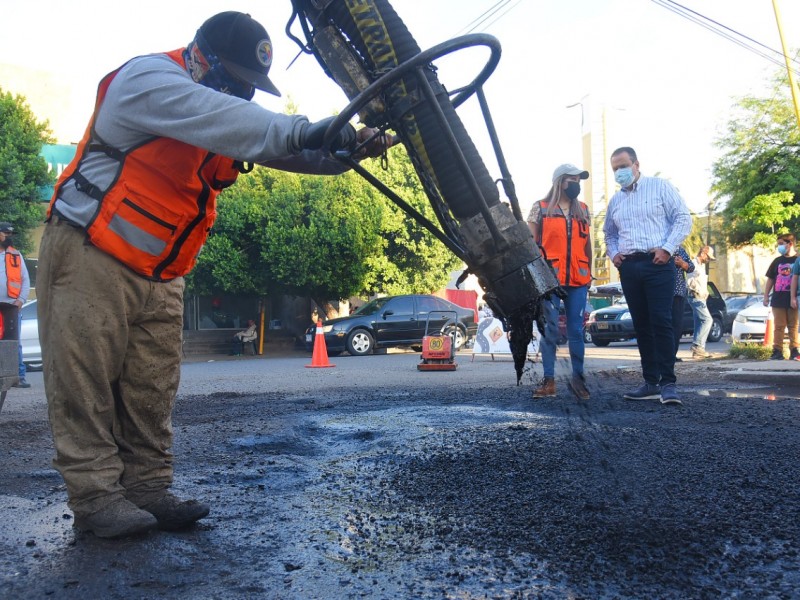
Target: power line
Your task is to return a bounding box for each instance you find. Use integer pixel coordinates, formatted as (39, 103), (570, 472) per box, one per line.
(452, 1), (511, 37)
(479, 0), (526, 33)
(651, 0), (800, 76)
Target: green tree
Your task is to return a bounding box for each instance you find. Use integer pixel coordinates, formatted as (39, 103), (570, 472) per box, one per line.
(256, 169), (384, 313)
(682, 213), (711, 256)
(188, 149), (462, 312)
(361, 148), (461, 295)
(735, 191), (800, 248)
(712, 72), (800, 246)
(0, 89), (54, 253)
(187, 167), (386, 316)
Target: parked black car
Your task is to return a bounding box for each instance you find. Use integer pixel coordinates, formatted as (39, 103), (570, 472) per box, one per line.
(585, 282), (727, 347)
(305, 294), (478, 356)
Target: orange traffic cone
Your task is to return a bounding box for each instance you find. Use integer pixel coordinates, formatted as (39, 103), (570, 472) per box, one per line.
(762, 309), (774, 348)
(306, 320), (335, 368)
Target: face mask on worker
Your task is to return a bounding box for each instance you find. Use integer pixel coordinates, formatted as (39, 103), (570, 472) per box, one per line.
(185, 35), (255, 101)
(614, 167), (635, 188)
(778, 244), (788, 255)
(0, 238), (12, 249)
(564, 180), (581, 201)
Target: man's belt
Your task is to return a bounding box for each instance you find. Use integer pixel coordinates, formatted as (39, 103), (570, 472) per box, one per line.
(625, 252), (655, 262)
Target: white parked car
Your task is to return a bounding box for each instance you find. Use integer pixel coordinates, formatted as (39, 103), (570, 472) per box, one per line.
(20, 299), (41, 370)
(731, 302), (770, 344)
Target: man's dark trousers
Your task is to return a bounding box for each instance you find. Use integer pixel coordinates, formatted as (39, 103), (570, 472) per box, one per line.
(619, 256), (677, 386)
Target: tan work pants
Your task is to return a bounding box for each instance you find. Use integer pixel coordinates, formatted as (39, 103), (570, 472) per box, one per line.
(38, 217), (184, 515)
(771, 306), (799, 352)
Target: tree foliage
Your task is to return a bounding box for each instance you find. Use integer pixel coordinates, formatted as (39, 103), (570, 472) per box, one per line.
(188, 168), (384, 313)
(186, 148), (463, 315)
(361, 149), (461, 295)
(712, 72), (800, 246)
(737, 191), (800, 248)
(0, 89), (54, 253)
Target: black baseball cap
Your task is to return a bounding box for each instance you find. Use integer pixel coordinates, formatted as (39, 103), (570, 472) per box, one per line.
(199, 11), (280, 97)
(0, 223), (14, 234)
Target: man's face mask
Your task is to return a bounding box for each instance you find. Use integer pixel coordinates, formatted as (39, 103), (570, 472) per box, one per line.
(185, 35), (255, 101)
(0, 236), (12, 249)
(614, 166), (635, 188)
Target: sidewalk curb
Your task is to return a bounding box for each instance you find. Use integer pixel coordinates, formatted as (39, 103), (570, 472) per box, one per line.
(689, 358), (800, 385)
(720, 371), (800, 384)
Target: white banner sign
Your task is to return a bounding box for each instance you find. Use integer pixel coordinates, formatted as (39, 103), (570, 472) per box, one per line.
(472, 317), (539, 356)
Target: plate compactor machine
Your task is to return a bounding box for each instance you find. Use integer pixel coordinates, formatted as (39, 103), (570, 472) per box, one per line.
(418, 312), (458, 371)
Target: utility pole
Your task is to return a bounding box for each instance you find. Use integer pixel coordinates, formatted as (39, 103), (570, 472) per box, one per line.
(567, 96), (612, 285)
(772, 0), (800, 129)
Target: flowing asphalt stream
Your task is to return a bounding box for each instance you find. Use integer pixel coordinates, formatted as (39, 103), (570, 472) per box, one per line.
(1, 344), (799, 599)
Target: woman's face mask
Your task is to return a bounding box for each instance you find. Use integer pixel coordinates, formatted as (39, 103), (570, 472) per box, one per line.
(564, 180), (581, 201)
(778, 243), (788, 255)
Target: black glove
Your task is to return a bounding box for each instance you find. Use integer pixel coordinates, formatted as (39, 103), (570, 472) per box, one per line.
(302, 116), (357, 153)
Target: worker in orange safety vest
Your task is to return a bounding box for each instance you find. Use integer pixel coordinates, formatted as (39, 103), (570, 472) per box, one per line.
(526, 164), (593, 401)
(38, 11), (392, 539)
(0, 222), (31, 388)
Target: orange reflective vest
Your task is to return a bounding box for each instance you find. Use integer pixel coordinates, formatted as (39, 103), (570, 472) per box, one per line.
(4, 248), (23, 299)
(49, 49), (241, 281)
(537, 200), (591, 287)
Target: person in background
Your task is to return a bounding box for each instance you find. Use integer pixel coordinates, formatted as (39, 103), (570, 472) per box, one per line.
(477, 303), (493, 320)
(38, 11), (391, 539)
(789, 250), (800, 361)
(685, 246), (716, 359)
(231, 319), (258, 355)
(672, 245), (695, 362)
(603, 147), (692, 405)
(0, 222), (31, 388)
(527, 163), (593, 401)
(765, 234), (799, 360)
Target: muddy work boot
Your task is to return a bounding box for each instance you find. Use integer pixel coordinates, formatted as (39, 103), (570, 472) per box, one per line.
(568, 374), (591, 400)
(532, 377), (556, 398)
(138, 493), (210, 531)
(73, 498), (158, 539)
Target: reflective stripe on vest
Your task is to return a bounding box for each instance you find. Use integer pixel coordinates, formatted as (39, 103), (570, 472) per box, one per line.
(4, 249), (22, 299)
(538, 200), (591, 287)
(49, 48), (240, 281)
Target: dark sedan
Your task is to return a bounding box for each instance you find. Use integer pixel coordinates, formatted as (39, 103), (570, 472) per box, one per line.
(305, 294), (478, 356)
(585, 282), (727, 346)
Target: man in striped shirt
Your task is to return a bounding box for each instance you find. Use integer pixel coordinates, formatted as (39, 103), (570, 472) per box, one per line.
(603, 147), (692, 405)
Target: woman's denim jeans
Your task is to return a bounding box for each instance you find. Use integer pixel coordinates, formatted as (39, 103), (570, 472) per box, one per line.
(540, 285), (588, 378)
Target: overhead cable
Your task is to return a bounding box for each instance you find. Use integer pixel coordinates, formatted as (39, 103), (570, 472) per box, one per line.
(651, 0), (800, 76)
(452, 0), (511, 37)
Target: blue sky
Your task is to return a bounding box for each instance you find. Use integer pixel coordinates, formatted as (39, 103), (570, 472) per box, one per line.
(2, 0), (798, 215)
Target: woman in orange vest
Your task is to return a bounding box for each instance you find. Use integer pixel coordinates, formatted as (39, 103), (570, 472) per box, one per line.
(527, 164), (592, 400)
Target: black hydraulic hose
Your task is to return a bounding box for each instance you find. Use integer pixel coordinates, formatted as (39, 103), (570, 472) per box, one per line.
(323, 0), (500, 221)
